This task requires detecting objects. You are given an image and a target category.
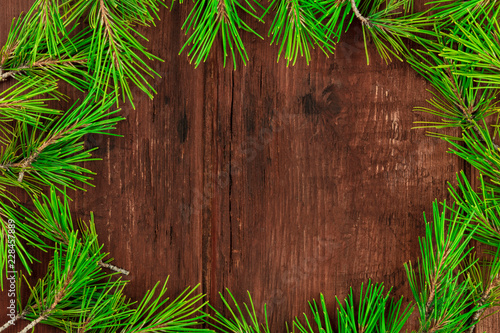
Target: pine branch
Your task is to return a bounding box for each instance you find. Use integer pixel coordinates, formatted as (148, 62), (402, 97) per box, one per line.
(448, 173), (500, 246)
(428, 0), (498, 23)
(19, 270), (74, 333)
(0, 91), (123, 191)
(267, 0), (334, 65)
(404, 202), (479, 332)
(119, 280), (208, 333)
(0, 66), (27, 81)
(0, 211), (42, 284)
(66, 0), (164, 107)
(180, 0), (263, 69)
(16, 232), (115, 331)
(350, 0), (434, 64)
(290, 281), (412, 333)
(0, 43), (19, 67)
(0, 1), (172, 332)
(349, 0), (371, 27)
(1, 188), (130, 278)
(0, 1), (92, 90)
(205, 289), (270, 333)
(98, 260), (130, 276)
(0, 58), (87, 83)
(98, 0), (118, 67)
(0, 311), (27, 333)
(14, 134), (59, 183)
(423, 248), (448, 320)
(409, 33), (500, 159)
(440, 62), (500, 151)
(465, 276), (500, 333)
(0, 76), (61, 135)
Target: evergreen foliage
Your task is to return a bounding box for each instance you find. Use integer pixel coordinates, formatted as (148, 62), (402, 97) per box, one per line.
(3, 0), (500, 332)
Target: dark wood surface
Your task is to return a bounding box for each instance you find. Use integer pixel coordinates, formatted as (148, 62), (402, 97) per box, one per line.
(1, 1), (496, 332)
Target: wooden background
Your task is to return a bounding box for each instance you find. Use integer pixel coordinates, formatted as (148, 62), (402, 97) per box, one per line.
(1, 1), (497, 332)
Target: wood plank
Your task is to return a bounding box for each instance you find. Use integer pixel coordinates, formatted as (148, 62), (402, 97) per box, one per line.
(1, 1), (496, 332)
(202, 17), (460, 330)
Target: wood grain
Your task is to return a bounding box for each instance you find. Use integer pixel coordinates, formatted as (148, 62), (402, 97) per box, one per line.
(0, 1), (494, 332)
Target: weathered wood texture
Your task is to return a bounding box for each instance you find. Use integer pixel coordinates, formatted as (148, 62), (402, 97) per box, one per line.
(1, 1), (496, 332)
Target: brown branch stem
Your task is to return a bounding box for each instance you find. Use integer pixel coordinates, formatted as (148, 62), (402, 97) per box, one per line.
(0, 309), (30, 333)
(217, 0), (228, 22)
(99, 0), (119, 66)
(444, 65), (500, 151)
(424, 249), (449, 320)
(17, 271), (73, 333)
(17, 315), (47, 333)
(465, 276), (500, 333)
(98, 260), (130, 275)
(349, 0), (372, 27)
(0, 58), (85, 82)
(14, 137), (56, 183)
(465, 299), (487, 333)
(0, 66), (28, 81)
(0, 141), (49, 180)
(0, 314), (23, 333)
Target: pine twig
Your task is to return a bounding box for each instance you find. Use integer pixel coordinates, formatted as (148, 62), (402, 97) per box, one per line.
(0, 118), (89, 182)
(349, 0), (372, 27)
(217, 0), (228, 22)
(465, 296), (488, 333)
(98, 260), (130, 275)
(15, 136), (57, 183)
(0, 66), (27, 81)
(99, 0), (119, 67)
(0, 313), (23, 333)
(424, 247), (450, 320)
(0, 58), (86, 81)
(17, 271), (74, 333)
(18, 315), (47, 333)
(465, 277), (500, 333)
(443, 66), (500, 151)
